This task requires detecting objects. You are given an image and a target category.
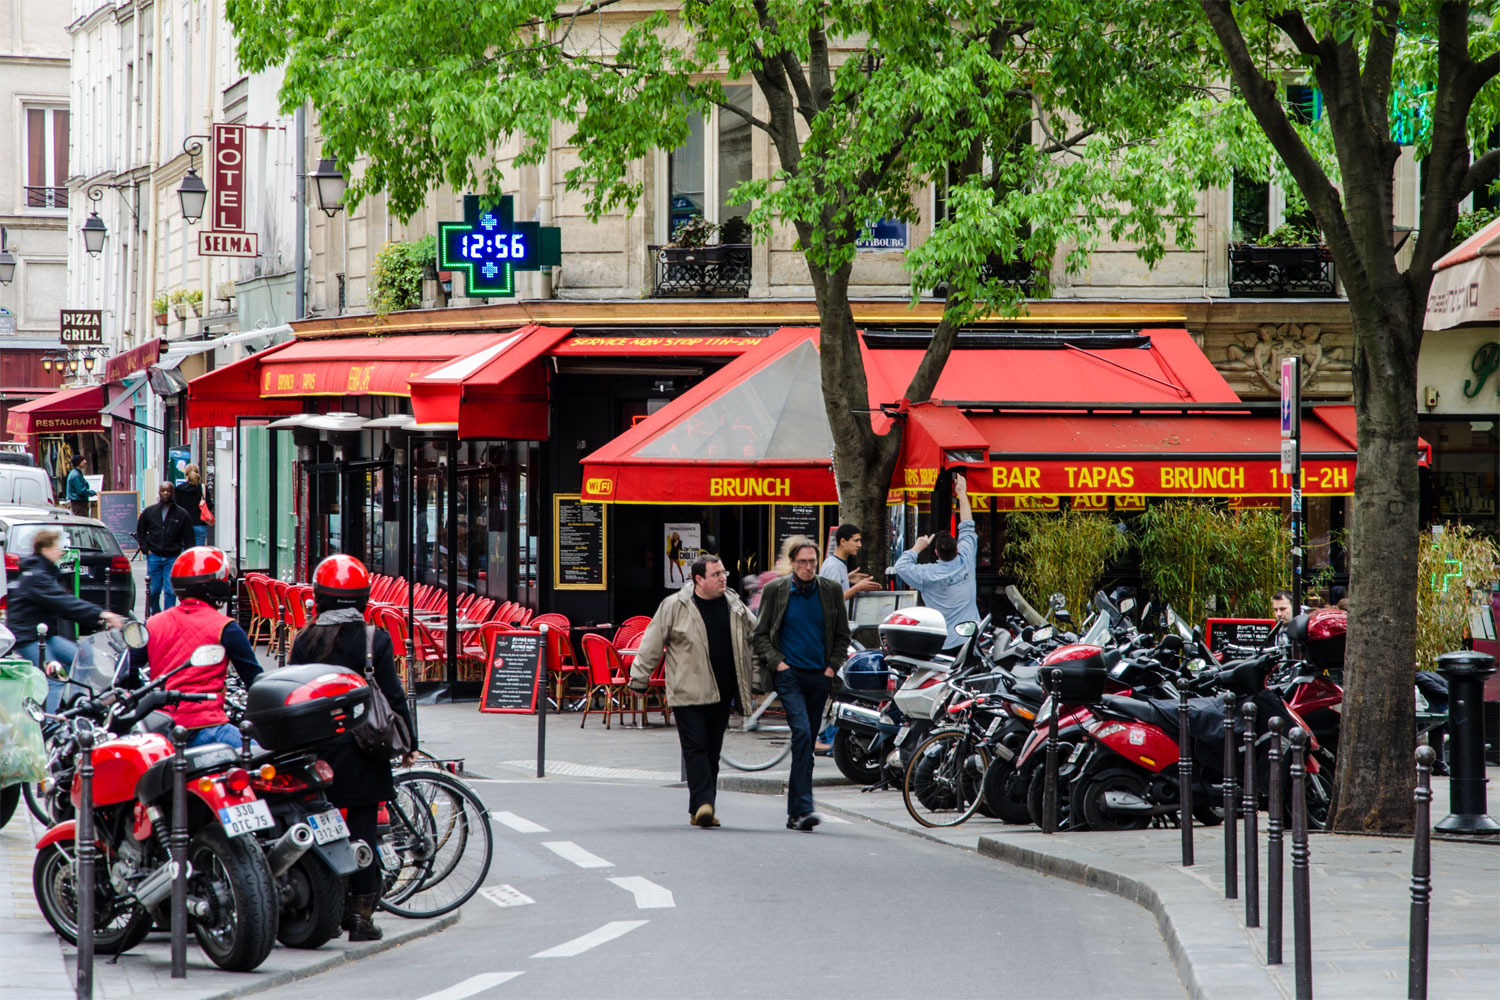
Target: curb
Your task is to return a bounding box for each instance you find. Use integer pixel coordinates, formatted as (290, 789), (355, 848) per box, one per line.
(718, 772), (852, 796)
(976, 836), (1283, 1000)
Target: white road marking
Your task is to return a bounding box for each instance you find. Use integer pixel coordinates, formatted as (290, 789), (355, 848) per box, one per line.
(542, 840), (613, 868)
(415, 971), (524, 1000)
(499, 759), (682, 781)
(820, 814), (850, 824)
(531, 920), (649, 958)
(479, 884), (535, 908)
(490, 810), (549, 834)
(608, 876), (676, 909)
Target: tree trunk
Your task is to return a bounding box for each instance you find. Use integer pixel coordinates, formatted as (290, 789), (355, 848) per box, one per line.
(1330, 292), (1422, 834)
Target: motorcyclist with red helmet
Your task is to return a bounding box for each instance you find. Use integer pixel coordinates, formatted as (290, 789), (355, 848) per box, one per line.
(128, 546), (262, 748)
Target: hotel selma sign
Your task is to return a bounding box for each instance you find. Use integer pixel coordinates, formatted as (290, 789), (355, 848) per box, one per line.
(198, 124), (260, 258)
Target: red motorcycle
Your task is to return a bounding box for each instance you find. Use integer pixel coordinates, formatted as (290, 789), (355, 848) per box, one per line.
(27, 628), (287, 971)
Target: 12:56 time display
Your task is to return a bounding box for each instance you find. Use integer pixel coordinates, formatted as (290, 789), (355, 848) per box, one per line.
(459, 233), (526, 260)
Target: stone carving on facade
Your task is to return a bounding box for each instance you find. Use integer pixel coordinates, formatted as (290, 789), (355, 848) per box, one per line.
(1221, 323), (1350, 392)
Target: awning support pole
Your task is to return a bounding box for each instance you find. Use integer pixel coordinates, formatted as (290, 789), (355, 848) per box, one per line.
(446, 436), (459, 691)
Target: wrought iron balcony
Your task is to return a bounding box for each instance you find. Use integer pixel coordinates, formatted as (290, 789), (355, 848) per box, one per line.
(25, 186), (68, 209)
(1228, 243), (1339, 297)
(932, 257), (1039, 297)
(648, 244), (751, 297)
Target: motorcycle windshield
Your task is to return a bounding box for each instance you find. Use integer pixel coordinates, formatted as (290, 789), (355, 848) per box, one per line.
(67, 630), (132, 695)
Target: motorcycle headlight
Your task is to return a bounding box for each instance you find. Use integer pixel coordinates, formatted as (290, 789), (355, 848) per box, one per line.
(1035, 696), (1054, 728)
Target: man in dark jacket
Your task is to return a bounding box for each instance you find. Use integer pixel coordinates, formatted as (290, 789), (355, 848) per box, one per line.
(65, 455), (96, 518)
(9, 528), (125, 709)
(752, 534), (851, 831)
(136, 482), (195, 615)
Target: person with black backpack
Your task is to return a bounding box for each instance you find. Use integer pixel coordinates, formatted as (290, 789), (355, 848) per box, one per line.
(289, 554), (415, 942)
(135, 481), (195, 614)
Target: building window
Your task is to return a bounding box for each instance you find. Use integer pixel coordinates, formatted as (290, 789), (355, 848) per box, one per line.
(1230, 83), (1325, 242)
(25, 106), (69, 210)
(336, 274), (346, 315)
(665, 85), (753, 241)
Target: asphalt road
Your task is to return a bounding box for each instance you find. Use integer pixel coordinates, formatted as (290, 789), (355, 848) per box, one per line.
(260, 777), (1185, 1000)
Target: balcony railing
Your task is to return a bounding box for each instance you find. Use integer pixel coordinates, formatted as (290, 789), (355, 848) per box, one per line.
(932, 257), (1040, 297)
(25, 186), (69, 209)
(1228, 243), (1339, 297)
(648, 244), (751, 297)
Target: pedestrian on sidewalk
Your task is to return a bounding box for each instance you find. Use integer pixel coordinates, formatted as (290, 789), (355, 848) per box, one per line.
(64, 454), (95, 518)
(752, 535), (851, 832)
(820, 523), (882, 603)
(290, 554), (416, 942)
(135, 482), (194, 615)
(174, 464), (210, 547)
(892, 472), (978, 652)
(630, 554), (756, 829)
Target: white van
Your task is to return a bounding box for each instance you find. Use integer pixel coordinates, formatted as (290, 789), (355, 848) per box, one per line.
(0, 457), (56, 506)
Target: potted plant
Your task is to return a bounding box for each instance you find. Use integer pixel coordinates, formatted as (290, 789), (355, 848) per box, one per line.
(151, 293), (169, 326)
(1228, 222), (1335, 295)
(371, 234), (436, 314)
(169, 288), (189, 320)
(185, 288), (204, 316)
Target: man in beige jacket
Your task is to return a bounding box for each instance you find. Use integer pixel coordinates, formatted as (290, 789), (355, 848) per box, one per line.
(630, 554), (757, 828)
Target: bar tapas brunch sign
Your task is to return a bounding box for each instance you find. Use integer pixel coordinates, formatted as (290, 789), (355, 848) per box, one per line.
(198, 123), (259, 258)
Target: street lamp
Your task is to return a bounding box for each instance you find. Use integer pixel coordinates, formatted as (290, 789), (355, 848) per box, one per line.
(0, 248), (15, 285)
(81, 211), (108, 257)
(176, 135), (213, 224)
(83, 351), (97, 373)
(40, 354), (54, 372)
(310, 156), (347, 218)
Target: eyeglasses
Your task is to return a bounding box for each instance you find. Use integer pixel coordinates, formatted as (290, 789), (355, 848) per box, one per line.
(792, 558), (818, 566)
(704, 570), (729, 579)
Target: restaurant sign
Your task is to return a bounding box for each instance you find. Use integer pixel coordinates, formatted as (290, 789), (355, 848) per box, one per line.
(900, 459), (1356, 497)
(60, 309), (103, 345)
(198, 123), (260, 258)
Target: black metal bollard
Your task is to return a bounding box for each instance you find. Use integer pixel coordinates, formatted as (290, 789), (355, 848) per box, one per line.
(76, 726), (96, 1000)
(1433, 651), (1499, 834)
(1289, 726), (1313, 1000)
(1178, 683), (1194, 866)
(1266, 716), (1285, 965)
(1242, 701), (1260, 928)
(170, 726), (190, 979)
(1042, 668), (1062, 835)
(536, 625), (548, 779)
(1409, 745), (1435, 1000)
(1223, 691), (1239, 900)
(34, 622), (49, 673)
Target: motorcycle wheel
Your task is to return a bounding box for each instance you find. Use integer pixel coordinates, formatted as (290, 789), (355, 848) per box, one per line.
(188, 826), (279, 971)
(276, 854), (344, 949)
(0, 785), (18, 829)
(1075, 768), (1152, 832)
(1027, 765), (1085, 831)
(24, 779), (54, 825)
(31, 842), (152, 954)
(831, 729), (885, 785)
(981, 759), (1032, 824)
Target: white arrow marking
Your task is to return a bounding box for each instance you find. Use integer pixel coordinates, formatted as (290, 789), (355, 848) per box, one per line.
(490, 810), (548, 834)
(415, 971), (524, 1000)
(608, 876), (675, 909)
(479, 884), (535, 908)
(542, 840), (613, 868)
(531, 920), (649, 958)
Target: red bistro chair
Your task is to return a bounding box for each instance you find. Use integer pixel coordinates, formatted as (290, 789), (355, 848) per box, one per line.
(579, 634), (635, 729)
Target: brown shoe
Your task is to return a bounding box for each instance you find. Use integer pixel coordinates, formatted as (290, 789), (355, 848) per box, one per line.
(692, 803), (717, 828)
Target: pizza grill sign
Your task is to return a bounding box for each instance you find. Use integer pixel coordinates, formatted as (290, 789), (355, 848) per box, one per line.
(197, 123), (259, 258)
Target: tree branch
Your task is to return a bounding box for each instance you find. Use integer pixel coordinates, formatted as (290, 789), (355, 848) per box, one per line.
(751, 1), (814, 120)
(1266, 7), (1323, 61)
(1361, 1), (1400, 125)
(1458, 148), (1500, 201)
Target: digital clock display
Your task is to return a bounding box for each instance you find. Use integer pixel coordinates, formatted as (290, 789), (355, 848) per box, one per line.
(437, 195), (561, 298)
(458, 232), (527, 261)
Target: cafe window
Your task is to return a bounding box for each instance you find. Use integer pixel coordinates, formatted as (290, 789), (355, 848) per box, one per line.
(25, 106), (69, 211)
(663, 85), (753, 240)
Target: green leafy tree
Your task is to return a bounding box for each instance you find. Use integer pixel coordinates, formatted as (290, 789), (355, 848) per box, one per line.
(1197, 0), (1498, 833)
(226, 0), (1234, 576)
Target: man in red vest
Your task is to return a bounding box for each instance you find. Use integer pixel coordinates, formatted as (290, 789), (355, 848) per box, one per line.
(129, 547), (262, 748)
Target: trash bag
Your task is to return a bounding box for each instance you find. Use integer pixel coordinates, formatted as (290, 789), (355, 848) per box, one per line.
(0, 660), (48, 787)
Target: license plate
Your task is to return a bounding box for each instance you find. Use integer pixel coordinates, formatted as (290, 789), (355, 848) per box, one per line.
(218, 800), (274, 837)
(307, 808), (350, 845)
(378, 844), (400, 870)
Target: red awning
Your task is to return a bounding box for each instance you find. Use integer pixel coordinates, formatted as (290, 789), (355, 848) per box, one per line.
(186, 342), (301, 428)
(580, 327), (840, 503)
(257, 332), (504, 397)
(408, 325), (573, 439)
(106, 338), (163, 382)
(1312, 404), (1432, 467)
(5, 383), (109, 437)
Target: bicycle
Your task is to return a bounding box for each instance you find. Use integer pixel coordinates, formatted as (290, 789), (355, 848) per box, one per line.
(376, 767), (493, 919)
(719, 690), (792, 771)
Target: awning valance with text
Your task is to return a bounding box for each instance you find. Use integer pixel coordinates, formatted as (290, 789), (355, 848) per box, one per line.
(5, 383), (109, 438)
(185, 342), (300, 428)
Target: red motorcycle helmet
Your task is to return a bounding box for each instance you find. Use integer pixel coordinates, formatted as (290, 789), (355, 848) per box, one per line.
(171, 546), (233, 604)
(312, 554), (371, 612)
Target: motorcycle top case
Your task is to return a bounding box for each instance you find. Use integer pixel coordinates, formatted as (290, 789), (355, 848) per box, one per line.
(1039, 644), (1112, 704)
(244, 663), (371, 751)
(1290, 608), (1347, 671)
(878, 607), (948, 659)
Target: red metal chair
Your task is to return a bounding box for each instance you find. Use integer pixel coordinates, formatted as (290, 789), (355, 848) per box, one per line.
(409, 618), (451, 682)
(242, 574), (278, 649)
(579, 634), (635, 729)
(533, 612), (571, 631)
(371, 607), (412, 686)
(513, 607), (535, 628)
(538, 624), (585, 707)
(613, 616), (652, 643)
(266, 579), (293, 654)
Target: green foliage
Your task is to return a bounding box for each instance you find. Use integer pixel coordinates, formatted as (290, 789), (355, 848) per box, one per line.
(371, 234), (436, 315)
(1416, 525), (1500, 671)
(1007, 511), (1129, 625)
(168, 289), (188, 305)
(150, 293), (169, 316)
(1248, 222), (1323, 247)
(666, 218), (719, 249)
(1136, 502), (1291, 625)
(1453, 207), (1499, 243)
(184, 289), (203, 307)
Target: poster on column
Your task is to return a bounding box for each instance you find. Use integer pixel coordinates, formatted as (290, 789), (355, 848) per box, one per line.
(663, 522), (700, 588)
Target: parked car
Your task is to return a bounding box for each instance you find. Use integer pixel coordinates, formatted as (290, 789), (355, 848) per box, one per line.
(0, 505), (135, 623)
(0, 453), (56, 506)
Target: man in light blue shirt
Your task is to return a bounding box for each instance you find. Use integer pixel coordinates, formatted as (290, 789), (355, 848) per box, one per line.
(892, 473), (979, 650)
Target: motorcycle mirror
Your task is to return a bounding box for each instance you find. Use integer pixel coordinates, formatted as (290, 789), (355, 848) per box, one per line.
(954, 621), (978, 638)
(1159, 633), (1185, 652)
(1120, 597), (1136, 614)
(122, 620), (150, 649)
(189, 644), (226, 667)
(1032, 625), (1053, 642)
(22, 697), (45, 722)
(48, 660), (69, 682)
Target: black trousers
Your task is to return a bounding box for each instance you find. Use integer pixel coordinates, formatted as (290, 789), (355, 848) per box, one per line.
(674, 700), (732, 813)
(344, 803), (380, 894)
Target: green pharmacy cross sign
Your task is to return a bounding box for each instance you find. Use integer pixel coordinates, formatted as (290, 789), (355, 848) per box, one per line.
(437, 194), (561, 297)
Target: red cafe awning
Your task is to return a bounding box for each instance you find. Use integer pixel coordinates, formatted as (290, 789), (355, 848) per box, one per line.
(408, 325), (573, 439)
(257, 331), (505, 397)
(550, 333), (761, 357)
(186, 342), (301, 428)
(5, 383), (109, 438)
(106, 338), (163, 382)
(1312, 404), (1431, 467)
(581, 327), (840, 503)
(1425, 215), (1500, 330)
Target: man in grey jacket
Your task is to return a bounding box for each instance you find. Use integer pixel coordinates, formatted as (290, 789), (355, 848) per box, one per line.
(892, 472), (979, 651)
(631, 555), (756, 828)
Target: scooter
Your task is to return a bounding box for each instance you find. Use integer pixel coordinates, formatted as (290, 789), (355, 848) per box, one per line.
(830, 648), (909, 786)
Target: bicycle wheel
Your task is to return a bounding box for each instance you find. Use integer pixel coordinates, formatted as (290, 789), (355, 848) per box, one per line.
(720, 695), (792, 771)
(377, 770), (493, 919)
(903, 730), (989, 828)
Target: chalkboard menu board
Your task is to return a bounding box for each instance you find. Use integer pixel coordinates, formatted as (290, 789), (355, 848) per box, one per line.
(771, 505), (823, 554)
(553, 494), (606, 590)
(479, 631), (546, 714)
(1203, 618), (1278, 658)
(98, 491), (139, 553)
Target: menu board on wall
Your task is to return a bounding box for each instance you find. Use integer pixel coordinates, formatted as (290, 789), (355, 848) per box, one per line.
(553, 494), (607, 590)
(1203, 618), (1278, 658)
(98, 491), (140, 553)
(770, 505), (823, 556)
(479, 631), (545, 713)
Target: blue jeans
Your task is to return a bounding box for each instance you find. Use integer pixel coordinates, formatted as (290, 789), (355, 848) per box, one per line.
(774, 668), (832, 817)
(193, 525), (208, 546)
(15, 637), (81, 712)
(185, 723), (243, 750)
(146, 553), (177, 614)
